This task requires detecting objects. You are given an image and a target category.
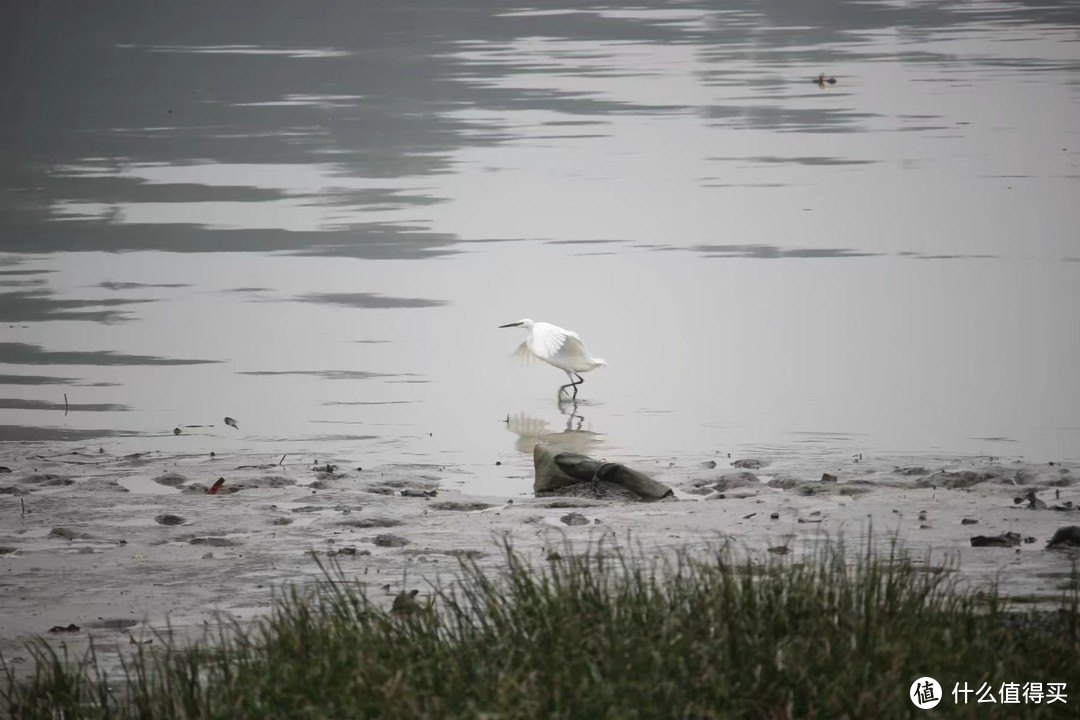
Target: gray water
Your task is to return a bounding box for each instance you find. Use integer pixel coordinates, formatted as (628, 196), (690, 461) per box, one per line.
(2, 0), (1079, 495)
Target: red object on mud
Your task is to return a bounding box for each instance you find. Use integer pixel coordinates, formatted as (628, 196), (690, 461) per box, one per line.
(207, 478), (225, 495)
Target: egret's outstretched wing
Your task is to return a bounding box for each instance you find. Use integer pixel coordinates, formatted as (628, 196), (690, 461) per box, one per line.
(529, 322), (581, 360)
(512, 340), (537, 365)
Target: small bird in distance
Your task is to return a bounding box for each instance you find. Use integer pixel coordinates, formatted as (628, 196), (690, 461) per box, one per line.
(499, 318), (606, 398)
(224, 416), (239, 430)
(814, 72), (837, 88)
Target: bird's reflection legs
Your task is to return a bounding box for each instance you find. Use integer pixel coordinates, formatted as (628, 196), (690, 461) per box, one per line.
(558, 396), (584, 432)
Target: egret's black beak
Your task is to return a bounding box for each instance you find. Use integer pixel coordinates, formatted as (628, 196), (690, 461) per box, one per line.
(498, 322), (522, 328)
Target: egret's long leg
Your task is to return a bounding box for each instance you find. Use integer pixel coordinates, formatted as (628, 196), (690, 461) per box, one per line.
(568, 372), (585, 399)
(558, 371), (582, 398)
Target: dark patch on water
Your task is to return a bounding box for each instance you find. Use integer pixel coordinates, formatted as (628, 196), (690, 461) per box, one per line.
(240, 370), (409, 381)
(0, 374), (80, 386)
(691, 244), (880, 259)
(295, 293), (447, 309)
(98, 281), (190, 290)
(703, 104), (879, 133)
(0, 398), (130, 412)
(0, 342), (218, 366)
(0, 425), (144, 441)
(0, 278), (47, 288)
(0, 269), (55, 276)
(711, 155), (878, 167)
(905, 254), (997, 260)
(546, 239), (623, 245)
(0, 290), (158, 323)
(323, 400), (418, 406)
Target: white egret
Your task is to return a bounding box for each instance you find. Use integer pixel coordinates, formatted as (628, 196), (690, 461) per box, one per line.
(499, 319), (607, 398)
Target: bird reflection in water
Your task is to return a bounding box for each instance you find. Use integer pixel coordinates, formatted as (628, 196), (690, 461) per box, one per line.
(504, 396), (606, 457)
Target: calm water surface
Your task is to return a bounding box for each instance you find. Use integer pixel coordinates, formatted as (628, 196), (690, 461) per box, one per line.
(2, 1), (1079, 495)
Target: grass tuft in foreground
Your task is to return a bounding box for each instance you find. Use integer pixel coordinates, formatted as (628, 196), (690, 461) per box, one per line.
(3, 538), (1078, 719)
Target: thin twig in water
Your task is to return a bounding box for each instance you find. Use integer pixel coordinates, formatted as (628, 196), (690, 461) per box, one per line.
(21, 498), (25, 519)
(279, 454), (287, 466)
(64, 393), (69, 415)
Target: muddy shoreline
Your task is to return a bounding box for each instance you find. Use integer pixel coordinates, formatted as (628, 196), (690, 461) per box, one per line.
(2, 441), (1079, 674)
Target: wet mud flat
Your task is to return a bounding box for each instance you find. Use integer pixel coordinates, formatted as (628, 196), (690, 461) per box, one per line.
(1, 442), (1078, 675)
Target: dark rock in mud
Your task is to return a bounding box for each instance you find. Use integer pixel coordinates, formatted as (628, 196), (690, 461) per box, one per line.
(0, 547), (16, 555)
(0, 486), (27, 495)
(560, 512), (590, 527)
(895, 466), (930, 476)
(49, 527), (90, 541)
(154, 514), (186, 526)
(685, 480), (716, 496)
(87, 618), (138, 630)
(271, 517), (293, 526)
(732, 459), (766, 470)
(1046, 526), (1080, 548)
(153, 472), (189, 487)
(200, 476), (294, 494)
(917, 470), (999, 489)
(188, 537), (241, 547)
(1015, 468), (1075, 487)
(690, 472), (759, 495)
(767, 476), (800, 490)
(339, 517), (402, 529)
(290, 506), (325, 513)
(715, 471), (760, 492)
(362, 476), (439, 496)
(970, 532), (1022, 548)
(792, 481), (871, 497)
(372, 534), (410, 547)
(430, 501), (494, 512)
(400, 488), (437, 498)
(403, 547), (485, 559)
(821, 473), (838, 483)
(534, 444), (673, 500)
(0, 466), (10, 473)
(961, 518), (979, 525)
(700, 460), (717, 469)
(22, 474), (73, 487)
(48, 624), (81, 634)
(1026, 492), (1048, 510)
(543, 499), (604, 509)
(252, 476), (294, 488)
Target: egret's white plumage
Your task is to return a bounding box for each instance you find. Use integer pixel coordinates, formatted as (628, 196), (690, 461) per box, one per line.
(499, 318), (606, 397)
